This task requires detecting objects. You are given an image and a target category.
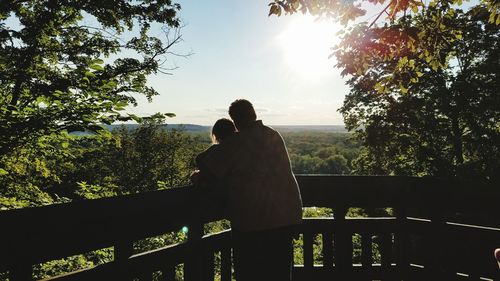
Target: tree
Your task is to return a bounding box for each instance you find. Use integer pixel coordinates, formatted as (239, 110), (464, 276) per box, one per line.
(337, 6), (500, 178)
(269, 0), (499, 178)
(269, 0), (500, 92)
(0, 0), (183, 156)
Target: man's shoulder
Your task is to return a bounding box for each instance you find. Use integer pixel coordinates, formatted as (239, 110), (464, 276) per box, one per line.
(261, 124), (284, 142)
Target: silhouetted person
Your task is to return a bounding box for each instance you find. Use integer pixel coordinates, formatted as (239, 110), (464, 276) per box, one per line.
(195, 99), (303, 281)
(193, 118), (237, 184)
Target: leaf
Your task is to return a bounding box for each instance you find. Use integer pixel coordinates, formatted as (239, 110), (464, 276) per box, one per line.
(85, 71), (97, 78)
(164, 113), (176, 118)
(91, 58), (104, 65)
(90, 64), (104, 71)
(268, 5), (280, 16)
(0, 168), (8, 176)
(400, 84), (409, 94)
(490, 12), (496, 23)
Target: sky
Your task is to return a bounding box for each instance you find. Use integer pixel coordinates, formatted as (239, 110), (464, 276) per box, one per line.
(128, 1), (352, 126)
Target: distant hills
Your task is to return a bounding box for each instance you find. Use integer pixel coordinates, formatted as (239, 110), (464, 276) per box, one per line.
(104, 124), (209, 132)
(72, 124), (348, 135)
(271, 125), (347, 133)
(105, 124), (347, 133)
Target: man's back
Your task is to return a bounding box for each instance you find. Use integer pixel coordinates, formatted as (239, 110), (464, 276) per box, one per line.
(227, 120), (302, 232)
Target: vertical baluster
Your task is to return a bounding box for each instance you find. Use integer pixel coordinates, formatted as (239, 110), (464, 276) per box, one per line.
(333, 206), (351, 279)
(425, 207), (447, 280)
(221, 245), (232, 281)
(10, 263), (32, 281)
(303, 231), (314, 269)
(115, 241), (134, 280)
(322, 232), (333, 267)
(380, 233), (393, 280)
(202, 248), (215, 281)
(160, 265), (176, 281)
(185, 223), (203, 281)
(394, 207), (410, 279)
(361, 232), (372, 268)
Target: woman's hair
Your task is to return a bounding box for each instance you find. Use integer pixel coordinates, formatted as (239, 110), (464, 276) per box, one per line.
(211, 118), (236, 144)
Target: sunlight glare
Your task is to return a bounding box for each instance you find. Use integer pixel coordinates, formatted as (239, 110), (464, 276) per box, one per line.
(276, 15), (341, 81)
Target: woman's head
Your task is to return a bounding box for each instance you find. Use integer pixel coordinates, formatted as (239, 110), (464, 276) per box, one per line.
(211, 118), (236, 144)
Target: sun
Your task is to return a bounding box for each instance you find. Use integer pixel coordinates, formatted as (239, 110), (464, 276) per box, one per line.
(276, 15), (341, 80)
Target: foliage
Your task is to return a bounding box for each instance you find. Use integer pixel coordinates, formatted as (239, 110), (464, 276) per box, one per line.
(0, 128), (362, 280)
(0, 132), (74, 209)
(269, 0), (499, 178)
(337, 6), (500, 178)
(282, 132), (361, 174)
(0, 120), (208, 280)
(269, 0), (499, 94)
(0, 0), (182, 156)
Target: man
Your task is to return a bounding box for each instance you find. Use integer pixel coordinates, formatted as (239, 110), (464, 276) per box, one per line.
(199, 99), (303, 281)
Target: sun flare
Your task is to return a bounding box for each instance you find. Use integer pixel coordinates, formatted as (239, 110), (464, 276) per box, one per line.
(277, 15), (341, 80)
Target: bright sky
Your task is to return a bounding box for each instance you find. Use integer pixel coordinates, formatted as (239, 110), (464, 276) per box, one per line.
(128, 1), (350, 126)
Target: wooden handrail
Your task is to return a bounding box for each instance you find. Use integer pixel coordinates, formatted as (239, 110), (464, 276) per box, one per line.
(0, 176), (499, 281)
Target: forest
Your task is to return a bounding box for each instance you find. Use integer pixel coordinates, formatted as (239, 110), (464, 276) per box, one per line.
(0, 119), (360, 280)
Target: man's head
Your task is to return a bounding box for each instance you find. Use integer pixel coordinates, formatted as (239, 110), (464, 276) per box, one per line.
(229, 99), (257, 130)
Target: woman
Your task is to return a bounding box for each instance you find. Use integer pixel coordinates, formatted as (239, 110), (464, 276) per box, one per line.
(191, 118), (237, 184)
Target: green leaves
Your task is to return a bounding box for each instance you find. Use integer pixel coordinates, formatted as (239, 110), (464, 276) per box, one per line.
(89, 64), (104, 72)
(338, 5), (500, 178)
(0, 168), (8, 176)
(0, 0), (183, 156)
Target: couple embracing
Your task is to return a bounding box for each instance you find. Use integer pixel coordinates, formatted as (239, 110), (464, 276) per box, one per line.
(191, 99), (303, 281)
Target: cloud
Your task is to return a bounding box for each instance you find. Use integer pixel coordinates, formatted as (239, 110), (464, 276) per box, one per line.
(205, 108), (228, 113)
(288, 105), (304, 110)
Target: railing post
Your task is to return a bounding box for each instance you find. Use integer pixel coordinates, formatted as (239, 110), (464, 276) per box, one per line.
(322, 231), (334, 268)
(202, 246), (214, 281)
(394, 207), (410, 279)
(221, 244), (232, 281)
(333, 206), (351, 278)
(160, 265), (176, 281)
(115, 240), (134, 280)
(185, 223), (203, 281)
(380, 233), (393, 279)
(425, 208), (448, 280)
(303, 230), (314, 273)
(361, 232), (372, 277)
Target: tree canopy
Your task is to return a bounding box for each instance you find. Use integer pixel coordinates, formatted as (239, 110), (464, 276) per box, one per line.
(269, 0), (500, 91)
(0, 0), (182, 156)
(270, 1), (499, 178)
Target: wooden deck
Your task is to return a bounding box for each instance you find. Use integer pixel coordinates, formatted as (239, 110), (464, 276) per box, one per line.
(0, 176), (499, 281)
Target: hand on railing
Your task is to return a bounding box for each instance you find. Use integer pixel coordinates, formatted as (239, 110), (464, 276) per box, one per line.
(190, 169), (202, 184)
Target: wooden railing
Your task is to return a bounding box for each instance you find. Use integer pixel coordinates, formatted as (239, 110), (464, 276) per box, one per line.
(0, 176), (499, 281)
